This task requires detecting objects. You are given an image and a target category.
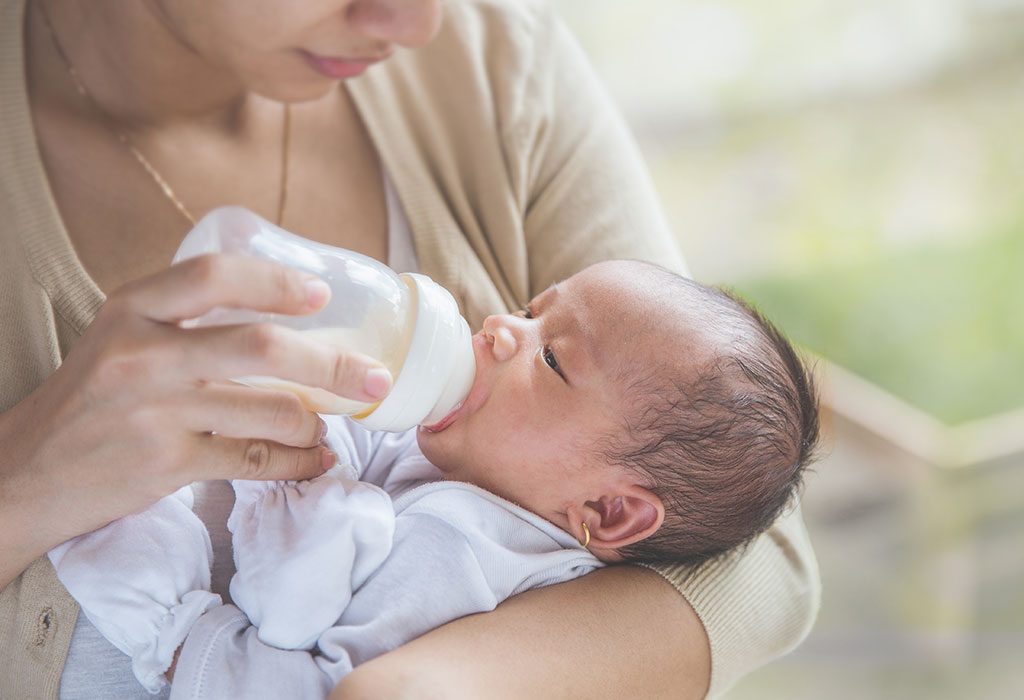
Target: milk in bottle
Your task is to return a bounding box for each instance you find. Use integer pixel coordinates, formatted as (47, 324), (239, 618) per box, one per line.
(172, 207), (475, 432)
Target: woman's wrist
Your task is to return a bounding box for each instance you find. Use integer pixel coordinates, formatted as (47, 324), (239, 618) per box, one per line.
(0, 514), (45, 589)
(0, 412), (50, 587)
(0, 476), (55, 589)
(0, 398), (75, 587)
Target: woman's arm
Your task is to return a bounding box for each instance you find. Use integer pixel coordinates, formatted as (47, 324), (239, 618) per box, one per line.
(333, 566), (710, 699)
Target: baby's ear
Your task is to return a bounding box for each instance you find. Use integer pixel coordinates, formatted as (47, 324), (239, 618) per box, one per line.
(582, 486), (664, 552)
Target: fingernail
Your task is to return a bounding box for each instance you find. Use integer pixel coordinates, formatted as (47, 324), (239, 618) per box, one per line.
(305, 279), (331, 308)
(321, 448), (337, 471)
(316, 418), (328, 443)
(363, 367), (392, 400)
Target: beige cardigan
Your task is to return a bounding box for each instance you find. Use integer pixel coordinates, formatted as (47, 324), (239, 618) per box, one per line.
(0, 0), (820, 696)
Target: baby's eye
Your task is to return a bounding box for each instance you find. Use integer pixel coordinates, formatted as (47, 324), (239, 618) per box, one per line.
(542, 346), (564, 378)
(519, 305), (534, 319)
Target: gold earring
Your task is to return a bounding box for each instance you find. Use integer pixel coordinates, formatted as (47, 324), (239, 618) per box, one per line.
(579, 523), (591, 548)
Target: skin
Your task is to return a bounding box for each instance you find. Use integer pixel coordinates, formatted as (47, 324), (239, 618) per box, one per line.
(8, 1), (711, 696)
(417, 261), (703, 560)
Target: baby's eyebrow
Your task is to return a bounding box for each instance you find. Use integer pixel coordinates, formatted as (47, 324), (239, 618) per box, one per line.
(537, 282), (561, 305)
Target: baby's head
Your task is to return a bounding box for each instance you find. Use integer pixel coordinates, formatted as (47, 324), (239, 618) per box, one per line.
(417, 260), (819, 566)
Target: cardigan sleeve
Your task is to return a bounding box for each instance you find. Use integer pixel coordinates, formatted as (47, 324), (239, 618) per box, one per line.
(505, 6), (822, 696)
(506, 5), (689, 295)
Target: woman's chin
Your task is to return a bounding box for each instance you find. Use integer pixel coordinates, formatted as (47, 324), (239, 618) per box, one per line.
(246, 69), (339, 105)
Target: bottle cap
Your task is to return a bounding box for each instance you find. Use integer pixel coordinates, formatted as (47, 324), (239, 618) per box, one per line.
(357, 273), (475, 431)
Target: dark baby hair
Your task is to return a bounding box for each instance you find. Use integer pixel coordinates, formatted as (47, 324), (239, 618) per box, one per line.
(608, 264), (820, 567)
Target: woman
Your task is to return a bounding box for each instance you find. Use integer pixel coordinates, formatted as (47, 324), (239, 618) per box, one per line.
(0, 0), (820, 697)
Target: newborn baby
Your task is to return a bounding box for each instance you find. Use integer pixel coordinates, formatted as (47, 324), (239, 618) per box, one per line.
(49, 260), (819, 697)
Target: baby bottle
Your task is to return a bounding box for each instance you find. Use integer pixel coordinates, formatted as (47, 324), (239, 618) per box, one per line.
(172, 206), (475, 432)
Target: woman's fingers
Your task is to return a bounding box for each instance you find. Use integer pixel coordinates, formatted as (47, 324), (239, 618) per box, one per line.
(117, 254), (331, 324)
(187, 433), (336, 483)
(181, 323), (392, 404)
(105, 252), (394, 402)
(185, 383), (327, 448)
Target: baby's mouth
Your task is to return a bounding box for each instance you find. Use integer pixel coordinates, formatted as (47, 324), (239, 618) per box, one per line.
(420, 332), (490, 434)
(419, 402), (463, 433)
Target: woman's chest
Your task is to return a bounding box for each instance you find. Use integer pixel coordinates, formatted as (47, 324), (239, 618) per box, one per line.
(33, 91), (389, 296)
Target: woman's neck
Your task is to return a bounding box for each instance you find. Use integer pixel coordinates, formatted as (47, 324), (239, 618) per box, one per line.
(32, 0), (248, 130)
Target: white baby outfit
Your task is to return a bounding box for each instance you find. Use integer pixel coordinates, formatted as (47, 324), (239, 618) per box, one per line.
(49, 416), (601, 697)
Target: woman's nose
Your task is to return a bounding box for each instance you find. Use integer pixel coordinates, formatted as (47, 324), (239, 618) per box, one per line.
(482, 314), (524, 363)
(346, 0), (442, 48)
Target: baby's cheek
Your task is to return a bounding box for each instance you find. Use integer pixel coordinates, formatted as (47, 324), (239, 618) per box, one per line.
(503, 395), (542, 432)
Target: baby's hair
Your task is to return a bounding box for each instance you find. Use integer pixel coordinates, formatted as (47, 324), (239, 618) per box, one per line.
(605, 263), (820, 567)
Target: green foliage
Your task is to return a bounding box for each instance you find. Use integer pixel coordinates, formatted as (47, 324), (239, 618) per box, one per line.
(737, 229), (1024, 424)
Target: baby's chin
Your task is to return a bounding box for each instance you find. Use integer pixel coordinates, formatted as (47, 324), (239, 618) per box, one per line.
(414, 427), (458, 475)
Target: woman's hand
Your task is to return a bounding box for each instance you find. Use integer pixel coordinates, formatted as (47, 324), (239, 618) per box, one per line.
(0, 254), (392, 587)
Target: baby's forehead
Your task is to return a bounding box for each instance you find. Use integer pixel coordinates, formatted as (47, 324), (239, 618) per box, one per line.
(573, 260), (698, 308)
(568, 262), (720, 380)
(570, 262), (709, 330)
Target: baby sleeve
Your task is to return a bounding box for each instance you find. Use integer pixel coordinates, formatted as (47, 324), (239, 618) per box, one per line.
(47, 487), (221, 693)
(313, 482), (602, 684)
(227, 473), (396, 651)
(170, 483), (599, 698)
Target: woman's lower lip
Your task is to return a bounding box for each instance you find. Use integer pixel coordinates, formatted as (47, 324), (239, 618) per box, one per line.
(302, 51), (374, 79)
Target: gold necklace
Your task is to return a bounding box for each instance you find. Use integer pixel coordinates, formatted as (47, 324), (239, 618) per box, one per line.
(37, 0), (290, 228)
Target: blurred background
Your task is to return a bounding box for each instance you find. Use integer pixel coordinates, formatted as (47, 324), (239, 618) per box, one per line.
(552, 0), (1024, 698)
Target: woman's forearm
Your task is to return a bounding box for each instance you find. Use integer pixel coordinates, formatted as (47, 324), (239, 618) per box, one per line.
(333, 565), (710, 699)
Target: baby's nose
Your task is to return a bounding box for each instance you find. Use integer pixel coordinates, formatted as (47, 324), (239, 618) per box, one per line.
(482, 316), (519, 362)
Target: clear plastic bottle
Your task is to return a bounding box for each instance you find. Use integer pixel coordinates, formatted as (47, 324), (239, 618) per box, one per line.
(173, 207), (475, 432)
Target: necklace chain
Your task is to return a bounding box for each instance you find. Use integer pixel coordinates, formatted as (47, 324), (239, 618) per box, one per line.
(37, 0), (290, 228)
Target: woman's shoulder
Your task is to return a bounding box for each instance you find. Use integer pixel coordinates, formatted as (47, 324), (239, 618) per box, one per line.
(434, 0), (553, 53)
(346, 0), (584, 321)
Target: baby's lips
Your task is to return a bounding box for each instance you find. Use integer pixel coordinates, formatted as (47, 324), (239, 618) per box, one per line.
(420, 402), (464, 433)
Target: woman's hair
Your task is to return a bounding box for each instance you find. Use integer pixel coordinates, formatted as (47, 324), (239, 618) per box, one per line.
(605, 266), (820, 567)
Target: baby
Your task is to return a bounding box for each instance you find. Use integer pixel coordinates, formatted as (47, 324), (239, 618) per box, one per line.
(49, 259), (819, 697)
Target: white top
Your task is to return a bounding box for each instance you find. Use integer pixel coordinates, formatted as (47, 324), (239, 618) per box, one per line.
(58, 171), (422, 699)
(186, 418), (600, 698)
